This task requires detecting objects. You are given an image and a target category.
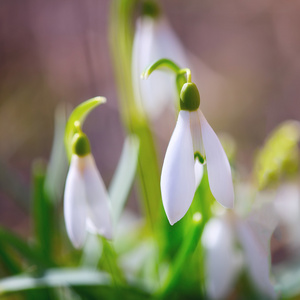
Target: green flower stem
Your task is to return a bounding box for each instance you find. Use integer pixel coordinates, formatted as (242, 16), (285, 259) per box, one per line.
(109, 0), (162, 229)
(158, 172), (213, 298)
(177, 68), (191, 83)
(143, 59), (194, 111)
(157, 213), (205, 298)
(100, 238), (126, 286)
(176, 73), (187, 104)
(141, 58), (181, 79)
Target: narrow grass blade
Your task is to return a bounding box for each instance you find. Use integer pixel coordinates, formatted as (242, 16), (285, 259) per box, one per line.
(109, 135), (139, 224)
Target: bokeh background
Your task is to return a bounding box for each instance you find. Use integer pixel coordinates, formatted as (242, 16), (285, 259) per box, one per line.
(0, 0), (299, 243)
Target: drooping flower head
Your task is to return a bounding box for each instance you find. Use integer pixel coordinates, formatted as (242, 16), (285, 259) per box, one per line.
(132, 1), (188, 118)
(64, 97), (112, 248)
(142, 60), (234, 225)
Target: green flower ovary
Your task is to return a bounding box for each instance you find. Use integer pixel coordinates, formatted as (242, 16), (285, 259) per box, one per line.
(180, 82), (200, 111)
(142, 1), (160, 18)
(72, 133), (91, 156)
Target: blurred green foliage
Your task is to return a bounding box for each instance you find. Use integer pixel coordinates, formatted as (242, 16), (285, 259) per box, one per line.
(254, 121), (300, 189)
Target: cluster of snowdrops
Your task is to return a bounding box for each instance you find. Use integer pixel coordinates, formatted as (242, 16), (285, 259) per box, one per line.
(1, 2), (300, 300)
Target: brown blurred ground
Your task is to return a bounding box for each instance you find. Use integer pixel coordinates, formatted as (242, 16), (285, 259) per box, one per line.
(0, 0), (300, 234)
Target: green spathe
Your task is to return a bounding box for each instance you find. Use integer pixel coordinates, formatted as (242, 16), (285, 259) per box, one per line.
(180, 83), (200, 111)
(64, 96), (106, 161)
(72, 133), (91, 157)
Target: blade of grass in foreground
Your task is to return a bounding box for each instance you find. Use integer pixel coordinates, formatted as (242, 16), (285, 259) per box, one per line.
(45, 104), (68, 204)
(109, 134), (139, 224)
(31, 160), (54, 264)
(0, 268), (110, 295)
(0, 241), (21, 275)
(0, 228), (52, 269)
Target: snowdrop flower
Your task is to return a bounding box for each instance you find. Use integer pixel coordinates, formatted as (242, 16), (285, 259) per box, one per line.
(203, 216), (242, 299)
(274, 183), (300, 250)
(203, 203), (278, 299)
(64, 124), (112, 248)
(161, 79), (234, 225)
(132, 2), (188, 118)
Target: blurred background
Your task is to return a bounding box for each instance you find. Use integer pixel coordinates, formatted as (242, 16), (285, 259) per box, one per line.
(0, 0), (299, 242)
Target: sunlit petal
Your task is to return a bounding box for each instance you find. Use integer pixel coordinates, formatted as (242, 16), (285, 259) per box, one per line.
(199, 110), (234, 208)
(203, 217), (242, 300)
(64, 155), (87, 248)
(83, 154), (113, 239)
(161, 111), (195, 225)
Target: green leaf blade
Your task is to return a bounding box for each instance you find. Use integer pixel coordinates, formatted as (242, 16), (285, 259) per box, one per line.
(109, 135), (139, 224)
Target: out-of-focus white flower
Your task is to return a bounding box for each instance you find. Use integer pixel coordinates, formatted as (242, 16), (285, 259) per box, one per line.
(132, 12), (188, 118)
(161, 82), (234, 225)
(64, 132), (112, 248)
(203, 202), (278, 299)
(203, 217), (242, 299)
(274, 183), (300, 250)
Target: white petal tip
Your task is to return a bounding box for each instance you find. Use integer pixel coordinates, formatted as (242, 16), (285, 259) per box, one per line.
(168, 218), (176, 226)
(102, 229), (113, 240)
(163, 203), (189, 226)
(224, 199), (234, 209)
(70, 237), (85, 249)
(218, 198), (234, 210)
(165, 211), (184, 226)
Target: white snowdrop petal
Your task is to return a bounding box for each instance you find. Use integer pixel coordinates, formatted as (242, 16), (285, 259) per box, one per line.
(199, 110), (234, 208)
(132, 17), (154, 115)
(86, 217), (98, 234)
(132, 17), (187, 118)
(155, 18), (188, 68)
(190, 111), (205, 160)
(274, 183), (300, 225)
(64, 155), (87, 248)
(161, 111), (195, 225)
(132, 17), (172, 118)
(274, 184), (300, 248)
(237, 220), (277, 299)
(194, 159), (204, 189)
(246, 202), (278, 254)
(203, 218), (242, 300)
(83, 154), (113, 239)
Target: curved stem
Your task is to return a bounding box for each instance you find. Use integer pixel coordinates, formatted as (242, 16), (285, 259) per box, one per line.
(141, 58), (181, 79)
(178, 68), (191, 83)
